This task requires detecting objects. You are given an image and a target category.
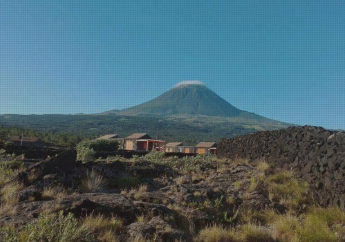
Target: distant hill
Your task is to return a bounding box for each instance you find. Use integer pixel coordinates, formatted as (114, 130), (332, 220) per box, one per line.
(0, 81), (292, 145)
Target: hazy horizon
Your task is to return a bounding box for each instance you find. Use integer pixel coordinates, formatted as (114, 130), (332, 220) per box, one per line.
(1, 1), (344, 130)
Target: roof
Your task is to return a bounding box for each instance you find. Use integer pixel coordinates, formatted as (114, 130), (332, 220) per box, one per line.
(126, 133), (151, 139)
(9, 136), (40, 143)
(96, 134), (118, 140)
(195, 142), (217, 148)
(166, 142), (183, 147)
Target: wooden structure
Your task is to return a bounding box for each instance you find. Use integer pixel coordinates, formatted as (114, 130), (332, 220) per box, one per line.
(125, 133), (166, 151)
(165, 142), (183, 153)
(195, 142), (217, 155)
(96, 134), (119, 140)
(181, 146), (196, 154)
(9, 136), (44, 148)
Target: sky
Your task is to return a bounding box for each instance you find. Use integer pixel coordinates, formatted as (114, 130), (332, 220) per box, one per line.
(0, 0), (344, 129)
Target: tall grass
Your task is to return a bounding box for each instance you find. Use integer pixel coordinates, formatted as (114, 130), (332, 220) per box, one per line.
(80, 169), (105, 193)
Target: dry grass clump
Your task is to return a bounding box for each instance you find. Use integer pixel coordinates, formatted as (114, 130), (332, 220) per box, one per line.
(196, 225), (238, 242)
(233, 181), (244, 191)
(248, 177), (258, 192)
(136, 213), (154, 223)
(175, 175), (189, 185)
(82, 214), (123, 241)
(239, 209), (277, 225)
(239, 223), (274, 242)
(270, 214), (300, 241)
(0, 161), (24, 186)
(122, 184), (149, 200)
(298, 206), (345, 242)
(266, 170), (309, 210)
(269, 206), (345, 242)
(80, 169), (105, 193)
(42, 186), (67, 200)
(196, 205), (345, 241)
(0, 182), (23, 209)
(256, 161), (270, 172)
(133, 184), (148, 200)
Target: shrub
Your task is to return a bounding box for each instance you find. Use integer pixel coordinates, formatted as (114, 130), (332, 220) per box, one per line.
(80, 169), (105, 193)
(77, 147), (96, 163)
(144, 151), (165, 163)
(77, 140), (119, 152)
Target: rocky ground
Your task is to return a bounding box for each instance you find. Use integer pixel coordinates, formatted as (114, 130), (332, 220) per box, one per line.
(0, 150), (345, 241)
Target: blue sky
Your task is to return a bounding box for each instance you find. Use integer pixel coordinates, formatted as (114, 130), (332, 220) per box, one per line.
(0, 0), (344, 129)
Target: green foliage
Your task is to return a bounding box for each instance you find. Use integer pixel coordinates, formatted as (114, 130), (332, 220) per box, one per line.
(76, 147), (96, 163)
(224, 209), (239, 223)
(76, 140), (118, 163)
(0, 124), (85, 147)
(81, 139), (119, 152)
(144, 151), (165, 162)
(0, 211), (94, 242)
(155, 155), (216, 173)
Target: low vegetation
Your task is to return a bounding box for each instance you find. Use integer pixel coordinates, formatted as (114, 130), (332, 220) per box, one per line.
(0, 150), (344, 241)
(0, 211), (94, 242)
(76, 139), (119, 163)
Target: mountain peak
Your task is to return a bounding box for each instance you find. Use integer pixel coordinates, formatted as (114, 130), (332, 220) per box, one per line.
(174, 80), (205, 88)
(115, 81), (244, 117)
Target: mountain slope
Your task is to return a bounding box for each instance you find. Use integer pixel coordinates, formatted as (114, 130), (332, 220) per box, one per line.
(116, 81), (243, 117)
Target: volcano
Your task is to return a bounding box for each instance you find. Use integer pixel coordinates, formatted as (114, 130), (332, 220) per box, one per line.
(115, 81), (245, 117)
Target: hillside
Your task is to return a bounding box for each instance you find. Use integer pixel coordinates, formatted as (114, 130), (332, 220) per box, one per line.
(0, 113), (289, 145)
